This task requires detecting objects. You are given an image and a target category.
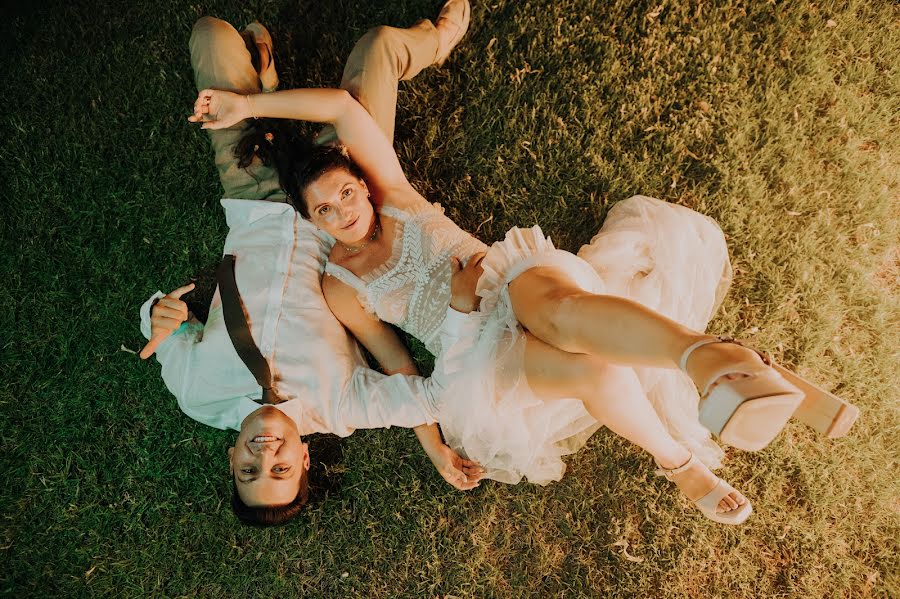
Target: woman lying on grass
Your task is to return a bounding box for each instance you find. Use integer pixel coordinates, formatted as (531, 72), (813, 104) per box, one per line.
(189, 66), (856, 525)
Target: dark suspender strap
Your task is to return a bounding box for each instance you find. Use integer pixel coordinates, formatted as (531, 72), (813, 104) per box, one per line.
(216, 254), (281, 404)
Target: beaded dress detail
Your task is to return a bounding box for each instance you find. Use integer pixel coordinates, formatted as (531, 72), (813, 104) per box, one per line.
(324, 202), (487, 355)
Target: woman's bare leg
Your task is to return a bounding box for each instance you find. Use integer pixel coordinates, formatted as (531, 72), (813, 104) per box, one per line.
(509, 266), (768, 386)
(523, 333), (746, 513)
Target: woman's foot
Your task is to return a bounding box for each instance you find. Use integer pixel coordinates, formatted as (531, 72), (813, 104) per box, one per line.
(681, 336), (767, 394)
(656, 453), (751, 524)
(657, 452), (747, 514)
(680, 336), (805, 451)
(434, 0), (471, 66)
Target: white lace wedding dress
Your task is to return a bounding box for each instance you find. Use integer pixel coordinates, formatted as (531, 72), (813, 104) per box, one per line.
(325, 195), (730, 485)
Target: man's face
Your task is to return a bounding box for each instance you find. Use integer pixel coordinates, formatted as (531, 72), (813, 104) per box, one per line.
(229, 406), (309, 507)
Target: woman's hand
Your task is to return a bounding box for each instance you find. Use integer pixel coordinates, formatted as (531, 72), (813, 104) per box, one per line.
(188, 89), (253, 130)
(449, 252), (486, 313)
(428, 443), (485, 491)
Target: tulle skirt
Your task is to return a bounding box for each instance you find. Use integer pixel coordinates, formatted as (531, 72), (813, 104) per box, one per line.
(437, 195), (730, 485)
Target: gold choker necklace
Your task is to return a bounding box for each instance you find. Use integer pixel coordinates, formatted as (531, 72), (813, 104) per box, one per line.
(341, 219), (380, 254)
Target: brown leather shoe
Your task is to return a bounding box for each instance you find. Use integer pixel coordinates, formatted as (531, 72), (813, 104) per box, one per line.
(434, 0), (471, 66)
(242, 22), (279, 93)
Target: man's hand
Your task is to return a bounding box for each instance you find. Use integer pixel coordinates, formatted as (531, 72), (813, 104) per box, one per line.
(449, 251), (486, 313)
(429, 443), (485, 491)
(139, 283), (195, 359)
(188, 89), (253, 130)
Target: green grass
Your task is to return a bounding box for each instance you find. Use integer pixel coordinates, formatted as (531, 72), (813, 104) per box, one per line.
(2, 0), (898, 596)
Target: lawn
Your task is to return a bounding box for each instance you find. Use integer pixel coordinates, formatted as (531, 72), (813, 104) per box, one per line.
(2, 0), (898, 597)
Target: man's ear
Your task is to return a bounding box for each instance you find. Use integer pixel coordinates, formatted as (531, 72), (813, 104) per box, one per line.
(302, 442), (311, 471)
(227, 446), (235, 474)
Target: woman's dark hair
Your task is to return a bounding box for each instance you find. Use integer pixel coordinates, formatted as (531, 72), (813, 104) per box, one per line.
(231, 464), (310, 527)
(235, 118), (364, 218)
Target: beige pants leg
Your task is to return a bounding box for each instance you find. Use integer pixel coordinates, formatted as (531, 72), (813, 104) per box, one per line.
(190, 17), (440, 200)
(319, 20), (440, 145)
(189, 16), (286, 202)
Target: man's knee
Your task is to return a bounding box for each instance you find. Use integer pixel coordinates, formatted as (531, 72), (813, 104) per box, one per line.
(359, 25), (398, 53)
(190, 16), (232, 47)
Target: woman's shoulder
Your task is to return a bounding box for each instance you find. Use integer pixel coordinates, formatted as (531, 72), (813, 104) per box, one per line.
(378, 183), (431, 213)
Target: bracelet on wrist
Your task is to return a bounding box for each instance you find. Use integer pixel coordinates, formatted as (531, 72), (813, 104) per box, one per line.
(246, 95), (258, 120)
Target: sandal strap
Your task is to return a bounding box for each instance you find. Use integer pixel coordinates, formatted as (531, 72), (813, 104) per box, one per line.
(695, 478), (737, 514)
(679, 335), (773, 396)
(654, 453), (699, 479)
(679, 335), (730, 371)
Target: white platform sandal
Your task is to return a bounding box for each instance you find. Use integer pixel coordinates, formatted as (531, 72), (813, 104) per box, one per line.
(656, 453), (752, 525)
(682, 336), (859, 451)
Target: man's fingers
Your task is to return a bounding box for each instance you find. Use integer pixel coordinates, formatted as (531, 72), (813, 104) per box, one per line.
(156, 297), (187, 311)
(168, 282), (195, 300)
(450, 256), (461, 273)
(156, 297), (189, 318)
(139, 332), (171, 360)
(152, 304), (186, 322)
(151, 316), (184, 335)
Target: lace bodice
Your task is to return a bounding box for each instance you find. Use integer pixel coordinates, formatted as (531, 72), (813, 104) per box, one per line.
(325, 202), (487, 355)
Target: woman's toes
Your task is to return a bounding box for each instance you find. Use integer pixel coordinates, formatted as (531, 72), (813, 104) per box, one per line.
(716, 495), (736, 512)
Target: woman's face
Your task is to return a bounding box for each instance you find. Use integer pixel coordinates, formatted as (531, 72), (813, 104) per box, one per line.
(304, 167), (375, 245)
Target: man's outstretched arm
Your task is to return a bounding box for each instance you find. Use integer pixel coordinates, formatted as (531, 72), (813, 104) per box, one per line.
(139, 285), (260, 431)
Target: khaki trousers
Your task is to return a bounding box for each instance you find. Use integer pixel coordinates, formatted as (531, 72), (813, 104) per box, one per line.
(189, 17), (440, 202)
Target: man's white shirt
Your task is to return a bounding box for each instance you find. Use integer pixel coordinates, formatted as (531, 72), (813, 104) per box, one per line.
(140, 199), (465, 434)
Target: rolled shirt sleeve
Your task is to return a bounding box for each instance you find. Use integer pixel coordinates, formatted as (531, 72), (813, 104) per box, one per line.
(339, 368), (440, 432)
(337, 306), (472, 432)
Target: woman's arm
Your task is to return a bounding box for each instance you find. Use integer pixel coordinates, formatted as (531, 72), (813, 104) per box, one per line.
(322, 275), (484, 490)
(189, 88), (415, 200)
(321, 273), (416, 375)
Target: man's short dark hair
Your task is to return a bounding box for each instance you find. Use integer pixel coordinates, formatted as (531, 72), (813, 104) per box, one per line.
(231, 466), (309, 526)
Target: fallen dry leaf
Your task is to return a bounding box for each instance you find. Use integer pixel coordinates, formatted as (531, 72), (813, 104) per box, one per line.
(612, 539), (645, 563)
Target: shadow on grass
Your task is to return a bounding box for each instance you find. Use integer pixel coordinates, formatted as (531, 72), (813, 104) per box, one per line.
(306, 433), (349, 504)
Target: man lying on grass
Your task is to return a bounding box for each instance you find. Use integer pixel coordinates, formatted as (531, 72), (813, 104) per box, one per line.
(138, 3), (477, 526)
(139, 241), (484, 526)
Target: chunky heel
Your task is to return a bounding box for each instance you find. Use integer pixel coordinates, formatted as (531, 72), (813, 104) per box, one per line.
(682, 336), (858, 451)
(774, 364), (859, 438)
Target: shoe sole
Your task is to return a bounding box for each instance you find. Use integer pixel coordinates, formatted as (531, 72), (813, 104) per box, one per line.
(718, 392), (804, 451)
